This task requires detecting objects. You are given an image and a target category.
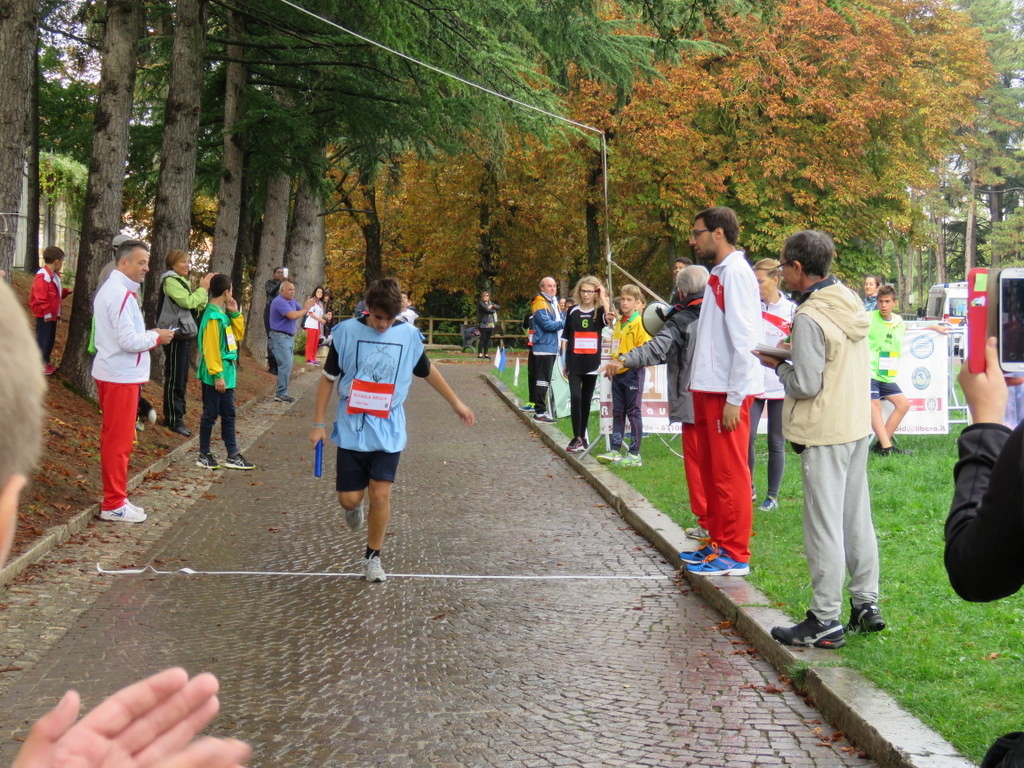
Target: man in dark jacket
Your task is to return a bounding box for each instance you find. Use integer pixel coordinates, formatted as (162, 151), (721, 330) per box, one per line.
(618, 265), (709, 539)
(264, 266), (285, 374)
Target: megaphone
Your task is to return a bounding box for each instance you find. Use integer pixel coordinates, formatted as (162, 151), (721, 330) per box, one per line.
(641, 301), (672, 336)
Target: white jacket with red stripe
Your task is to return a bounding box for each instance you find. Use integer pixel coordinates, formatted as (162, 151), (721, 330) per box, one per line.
(689, 250), (763, 405)
(92, 270), (159, 384)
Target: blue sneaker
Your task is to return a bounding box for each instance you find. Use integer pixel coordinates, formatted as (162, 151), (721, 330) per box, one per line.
(686, 552), (749, 576)
(519, 403), (535, 412)
(679, 544), (717, 565)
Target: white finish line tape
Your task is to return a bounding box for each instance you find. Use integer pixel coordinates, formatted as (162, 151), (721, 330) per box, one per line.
(96, 564), (669, 581)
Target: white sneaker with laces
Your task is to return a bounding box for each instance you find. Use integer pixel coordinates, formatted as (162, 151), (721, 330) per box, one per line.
(363, 555), (386, 583)
(126, 499), (145, 516)
(345, 500), (366, 532)
(96, 503), (147, 524)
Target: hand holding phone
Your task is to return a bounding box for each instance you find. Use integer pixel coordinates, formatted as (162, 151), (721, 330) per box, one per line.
(999, 268), (1024, 373)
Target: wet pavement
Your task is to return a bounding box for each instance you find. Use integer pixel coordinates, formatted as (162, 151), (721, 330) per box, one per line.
(0, 364), (873, 767)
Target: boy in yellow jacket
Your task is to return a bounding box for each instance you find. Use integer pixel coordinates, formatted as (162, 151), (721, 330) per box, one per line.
(598, 284), (651, 466)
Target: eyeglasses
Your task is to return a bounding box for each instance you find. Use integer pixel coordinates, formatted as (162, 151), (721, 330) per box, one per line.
(579, 289), (597, 295)
(691, 228), (710, 238)
(780, 259), (797, 268)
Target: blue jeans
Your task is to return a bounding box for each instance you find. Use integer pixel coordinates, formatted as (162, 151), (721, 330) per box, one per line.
(268, 330), (294, 397)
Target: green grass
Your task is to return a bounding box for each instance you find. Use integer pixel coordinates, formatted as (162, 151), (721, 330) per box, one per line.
(496, 367), (1023, 763)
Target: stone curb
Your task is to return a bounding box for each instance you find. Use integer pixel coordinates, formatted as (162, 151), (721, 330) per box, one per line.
(0, 363), (309, 588)
(484, 373), (973, 768)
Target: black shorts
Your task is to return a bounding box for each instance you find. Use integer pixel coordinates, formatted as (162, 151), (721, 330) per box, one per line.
(335, 447), (402, 492)
(870, 379), (903, 400)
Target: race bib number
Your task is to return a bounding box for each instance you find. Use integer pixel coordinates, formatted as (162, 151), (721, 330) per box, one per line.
(225, 329), (237, 352)
(574, 332), (599, 354)
(347, 378), (395, 417)
(879, 353), (899, 377)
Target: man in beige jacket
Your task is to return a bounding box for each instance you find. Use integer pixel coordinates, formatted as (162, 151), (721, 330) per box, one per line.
(755, 230), (886, 649)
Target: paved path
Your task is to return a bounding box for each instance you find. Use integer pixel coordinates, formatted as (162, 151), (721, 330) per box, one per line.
(0, 364), (873, 767)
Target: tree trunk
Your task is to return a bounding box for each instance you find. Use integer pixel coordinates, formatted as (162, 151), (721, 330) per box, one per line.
(990, 187), (1004, 269)
(210, 8), (245, 276)
(585, 153), (602, 273)
(24, 33), (39, 273)
(476, 160), (499, 292)
(63, 0), (142, 397)
(966, 175), (978, 271)
(360, 184), (383, 285)
(144, 0), (208, 327)
(933, 210), (947, 285)
(0, 0), (37, 278)
(244, 170), (290, 363)
(284, 169), (323, 297)
(230, 159), (252, 301)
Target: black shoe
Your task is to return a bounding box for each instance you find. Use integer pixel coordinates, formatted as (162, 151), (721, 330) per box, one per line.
(171, 424), (192, 438)
(274, 395), (295, 403)
(877, 445), (912, 456)
(847, 599), (886, 633)
(771, 611), (846, 649)
(196, 452), (220, 470)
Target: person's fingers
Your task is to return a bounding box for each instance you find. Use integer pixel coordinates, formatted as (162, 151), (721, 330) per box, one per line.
(131, 695), (221, 768)
(148, 738), (251, 768)
(11, 691), (81, 768)
(984, 335), (1001, 377)
(75, 669), (191, 739)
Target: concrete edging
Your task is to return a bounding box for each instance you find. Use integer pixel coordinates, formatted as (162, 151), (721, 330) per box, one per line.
(483, 373), (973, 768)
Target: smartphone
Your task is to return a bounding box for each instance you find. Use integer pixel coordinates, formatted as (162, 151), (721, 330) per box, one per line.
(999, 268), (1024, 372)
(966, 269), (989, 374)
(281, 267), (289, 279)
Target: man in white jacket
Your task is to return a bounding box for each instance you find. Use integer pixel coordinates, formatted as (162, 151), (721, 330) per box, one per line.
(680, 207), (762, 576)
(92, 240), (174, 523)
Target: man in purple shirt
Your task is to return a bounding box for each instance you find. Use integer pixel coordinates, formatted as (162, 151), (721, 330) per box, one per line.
(268, 280), (315, 402)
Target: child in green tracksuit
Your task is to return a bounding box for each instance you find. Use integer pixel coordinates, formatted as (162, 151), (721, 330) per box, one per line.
(196, 274), (253, 470)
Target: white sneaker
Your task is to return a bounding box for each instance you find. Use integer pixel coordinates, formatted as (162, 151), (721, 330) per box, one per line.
(126, 499), (145, 516)
(363, 555), (386, 583)
(96, 503), (147, 524)
(345, 501), (366, 532)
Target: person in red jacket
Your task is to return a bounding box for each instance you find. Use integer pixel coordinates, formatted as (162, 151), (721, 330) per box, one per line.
(29, 246), (72, 375)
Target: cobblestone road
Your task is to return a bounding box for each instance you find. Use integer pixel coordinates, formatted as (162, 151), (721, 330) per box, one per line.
(0, 363), (874, 767)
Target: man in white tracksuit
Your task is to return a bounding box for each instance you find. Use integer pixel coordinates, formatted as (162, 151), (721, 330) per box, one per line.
(681, 206), (762, 577)
(92, 240), (174, 523)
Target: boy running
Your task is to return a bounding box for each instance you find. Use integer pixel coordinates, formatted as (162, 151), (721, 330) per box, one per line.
(310, 278), (476, 582)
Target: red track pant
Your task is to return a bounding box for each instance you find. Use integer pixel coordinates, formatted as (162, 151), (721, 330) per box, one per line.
(681, 424), (707, 530)
(97, 380), (141, 511)
(305, 327), (320, 363)
(690, 391), (754, 563)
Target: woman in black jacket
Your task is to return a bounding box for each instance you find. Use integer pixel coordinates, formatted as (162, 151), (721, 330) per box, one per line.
(476, 291), (500, 359)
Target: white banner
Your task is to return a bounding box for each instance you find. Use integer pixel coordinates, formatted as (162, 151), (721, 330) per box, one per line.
(597, 329), (680, 435)
(893, 327), (949, 435)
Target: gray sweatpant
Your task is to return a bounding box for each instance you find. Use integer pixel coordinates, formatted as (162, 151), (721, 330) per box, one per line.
(800, 436), (880, 622)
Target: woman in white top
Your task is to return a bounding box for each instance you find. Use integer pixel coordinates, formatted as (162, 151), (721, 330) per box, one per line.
(304, 286), (326, 365)
(749, 258), (796, 511)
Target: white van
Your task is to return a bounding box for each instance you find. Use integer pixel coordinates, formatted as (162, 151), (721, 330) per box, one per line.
(925, 282), (967, 324)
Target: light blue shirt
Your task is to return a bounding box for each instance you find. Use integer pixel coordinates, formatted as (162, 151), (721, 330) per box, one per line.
(328, 318), (425, 453)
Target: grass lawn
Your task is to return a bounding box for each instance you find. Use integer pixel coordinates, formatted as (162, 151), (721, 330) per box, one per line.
(495, 366), (1022, 764)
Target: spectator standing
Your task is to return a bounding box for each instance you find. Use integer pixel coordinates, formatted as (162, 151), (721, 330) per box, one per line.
(755, 230), (884, 649)
(682, 206), (761, 576)
(476, 290), (501, 359)
(29, 245), (72, 375)
(946, 336), (1024, 601)
(863, 274), (881, 311)
(268, 280), (316, 403)
(310, 278), (476, 582)
(397, 292), (419, 326)
(264, 266), (285, 374)
(303, 286), (326, 366)
(619, 266), (710, 531)
(562, 276), (611, 453)
(668, 256), (692, 304)
(749, 258), (795, 511)
(92, 240), (174, 523)
(597, 284), (651, 466)
(156, 249), (212, 438)
(524, 277), (564, 422)
(196, 274), (253, 471)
